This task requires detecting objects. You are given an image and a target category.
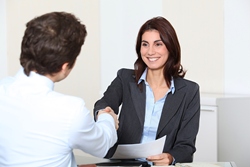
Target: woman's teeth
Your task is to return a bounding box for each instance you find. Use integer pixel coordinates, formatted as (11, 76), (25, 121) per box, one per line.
(148, 58), (158, 62)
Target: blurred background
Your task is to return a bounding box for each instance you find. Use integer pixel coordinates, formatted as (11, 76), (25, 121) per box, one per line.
(1, 0), (250, 110)
(1, 1), (250, 166)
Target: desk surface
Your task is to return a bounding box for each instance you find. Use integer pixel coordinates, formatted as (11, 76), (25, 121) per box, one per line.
(75, 155), (237, 167)
(174, 162), (237, 167)
(75, 155), (111, 165)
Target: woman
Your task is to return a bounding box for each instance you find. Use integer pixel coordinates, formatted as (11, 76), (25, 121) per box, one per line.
(94, 16), (200, 166)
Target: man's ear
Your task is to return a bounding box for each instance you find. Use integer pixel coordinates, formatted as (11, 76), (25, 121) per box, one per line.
(61, 63), (69, 72)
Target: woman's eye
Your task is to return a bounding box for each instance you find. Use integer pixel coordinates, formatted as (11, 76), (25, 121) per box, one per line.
(141, 42), (148, 47)
(156, 43), (163, 46)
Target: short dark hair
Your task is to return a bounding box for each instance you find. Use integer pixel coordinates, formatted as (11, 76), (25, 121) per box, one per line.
(20, 12), (87, 76)
(134, 16), (186, 89)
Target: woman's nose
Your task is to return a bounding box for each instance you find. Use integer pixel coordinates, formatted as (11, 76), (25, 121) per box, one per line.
(148, 46), (155, 55)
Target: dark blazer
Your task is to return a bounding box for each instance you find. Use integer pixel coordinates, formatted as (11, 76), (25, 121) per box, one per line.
(94, 68), (200, 163)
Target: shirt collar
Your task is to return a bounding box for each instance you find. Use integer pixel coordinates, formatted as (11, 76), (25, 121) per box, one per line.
(16, 68), (54, 90)
(138, 68), (175, 94)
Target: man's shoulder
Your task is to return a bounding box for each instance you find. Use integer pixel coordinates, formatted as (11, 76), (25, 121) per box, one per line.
(0, 76), (15, 86)
(65, 94), (84, 103)
(53, 92), (84, 105)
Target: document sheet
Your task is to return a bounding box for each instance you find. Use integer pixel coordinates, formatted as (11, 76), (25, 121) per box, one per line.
(111, 135), (166, 159)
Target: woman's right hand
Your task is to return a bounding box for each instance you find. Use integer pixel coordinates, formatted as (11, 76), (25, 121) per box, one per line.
(98, 107), (119, 130)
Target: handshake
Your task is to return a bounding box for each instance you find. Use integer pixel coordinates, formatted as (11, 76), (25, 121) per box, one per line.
(97, 107), (119, 130)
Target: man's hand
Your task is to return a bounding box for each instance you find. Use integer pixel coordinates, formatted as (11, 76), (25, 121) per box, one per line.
(147, 153), (173, 166)
(97, 107), (119, 130)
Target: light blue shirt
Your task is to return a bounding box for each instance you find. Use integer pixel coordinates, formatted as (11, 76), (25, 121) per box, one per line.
(137, 68), (175, 164)
(138, 68), (175, 143)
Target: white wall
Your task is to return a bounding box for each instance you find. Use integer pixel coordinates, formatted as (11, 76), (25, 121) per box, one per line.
(4, 0), (101, 110)
(100, 0), (250, 95)
(2, 0), (250, 105)
(224, 0), (250, 94)
(2, 0), (250, 160)
(100, 0), (163, 92)
(163, 0), (224, 94)
(99, 0), (225, 94)
(0, 0), (7, 79)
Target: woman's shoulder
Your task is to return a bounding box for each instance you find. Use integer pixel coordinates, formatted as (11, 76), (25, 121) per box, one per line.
(117, 68), (135, 78)
(115, 68), (137, 84)
(174, 77), (199, 90)
(117, 68), (134, 74)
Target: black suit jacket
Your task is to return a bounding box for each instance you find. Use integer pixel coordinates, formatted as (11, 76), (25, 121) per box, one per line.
(94, 68), (200, 163)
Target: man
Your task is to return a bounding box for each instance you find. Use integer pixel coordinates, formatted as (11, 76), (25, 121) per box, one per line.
(0, 12), (118, 167)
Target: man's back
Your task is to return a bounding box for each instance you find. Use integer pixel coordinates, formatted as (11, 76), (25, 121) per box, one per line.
(0, 69), (117, 167)
(0, 11), (118, 167)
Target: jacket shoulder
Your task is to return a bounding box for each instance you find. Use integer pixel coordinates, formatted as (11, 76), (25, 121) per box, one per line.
(117, 68), (135, 80)
(117, 68), (134, 74)
(174, 77), (199, 91)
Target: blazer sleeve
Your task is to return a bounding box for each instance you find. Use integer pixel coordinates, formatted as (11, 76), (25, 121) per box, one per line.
(93, 69), (127, 117)
(168, 81), (200, 163)
(93, 69), (134, 117)
(93, 69), (136, 158)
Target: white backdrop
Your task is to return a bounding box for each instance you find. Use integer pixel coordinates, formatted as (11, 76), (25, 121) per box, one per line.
(1, 0), (250, 95)
(100, 0), (162, 93)
(100, 0), (250, 95)
(0, 0), (7, 79)
(224, 0), (250, 94)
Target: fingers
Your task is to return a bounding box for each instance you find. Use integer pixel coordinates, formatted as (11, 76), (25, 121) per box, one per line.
(77, 164), (96, 167)
(97, 107), (113, 117)
(97, 107), (119, 130)
(147, 153), (173, 166)
(103, 106), (112, 112)
(108, 110), (119, 130)
(147, 154), (163, 161)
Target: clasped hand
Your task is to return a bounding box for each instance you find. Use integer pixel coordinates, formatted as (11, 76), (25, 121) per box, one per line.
(97, 107), (119, 130)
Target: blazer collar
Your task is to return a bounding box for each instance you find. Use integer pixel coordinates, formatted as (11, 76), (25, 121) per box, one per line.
(130, 77), (186, 131)
(157, 78), (186, 135)
(130, 82), (146, 127)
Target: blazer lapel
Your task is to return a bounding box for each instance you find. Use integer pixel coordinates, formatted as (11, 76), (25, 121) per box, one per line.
(130, 82), (146, 127)
(157, 78), (186, 135)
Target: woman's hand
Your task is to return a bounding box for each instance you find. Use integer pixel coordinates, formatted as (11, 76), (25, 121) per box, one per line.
(147, 153), (173, 166)
(78, 164), (96, 167)
(98, 107), (119, 130)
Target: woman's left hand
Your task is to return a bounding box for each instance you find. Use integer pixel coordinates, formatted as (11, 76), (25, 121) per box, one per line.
(147, 153), (173, 166)
(78, 164), (96, 167)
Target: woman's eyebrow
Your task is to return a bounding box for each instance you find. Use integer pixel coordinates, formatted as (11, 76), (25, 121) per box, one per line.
(141, 39), (162, 43)
(154, 39), (162, 43)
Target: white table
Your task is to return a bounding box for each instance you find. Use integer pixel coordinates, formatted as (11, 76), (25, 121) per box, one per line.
(75, 155), (237, 167)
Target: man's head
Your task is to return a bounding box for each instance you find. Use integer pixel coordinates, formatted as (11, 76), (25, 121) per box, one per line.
(20, 12), (87, 77)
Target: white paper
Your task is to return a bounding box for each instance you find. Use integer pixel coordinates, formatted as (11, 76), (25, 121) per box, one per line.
(111, 135), (166, 159)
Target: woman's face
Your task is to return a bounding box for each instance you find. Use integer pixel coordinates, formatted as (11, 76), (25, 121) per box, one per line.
(140, 30), (169, 71)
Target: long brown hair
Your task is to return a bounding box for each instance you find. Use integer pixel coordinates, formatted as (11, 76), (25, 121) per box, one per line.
(134, 16), (186, 90)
